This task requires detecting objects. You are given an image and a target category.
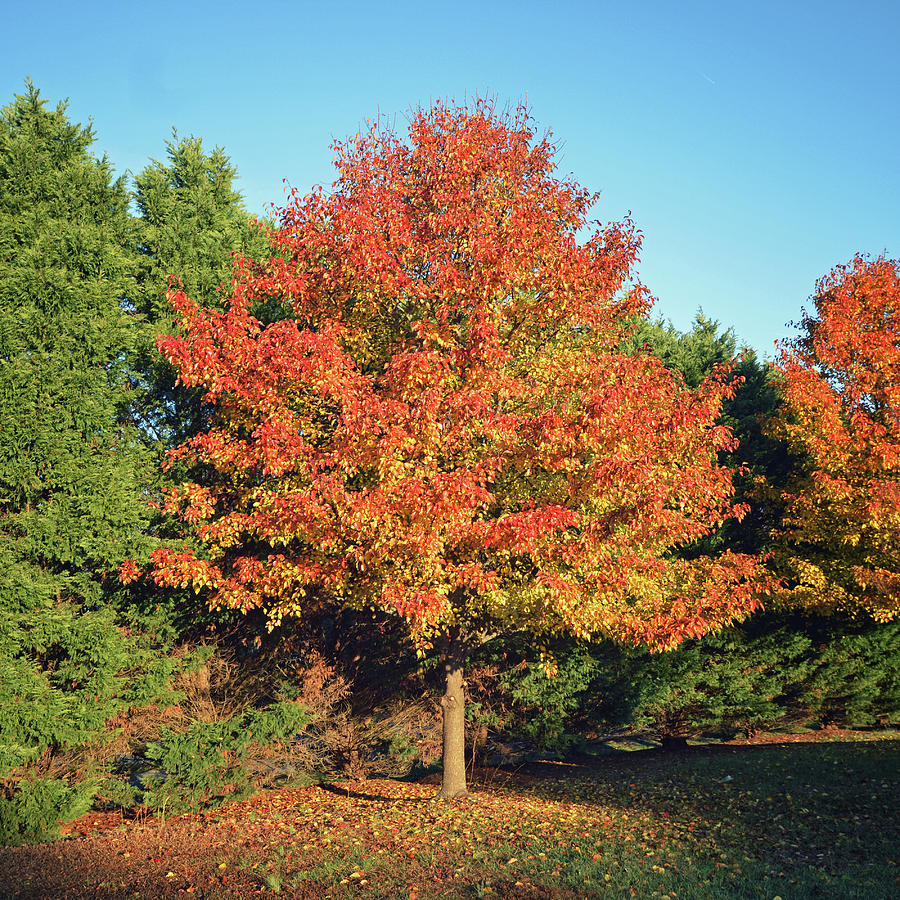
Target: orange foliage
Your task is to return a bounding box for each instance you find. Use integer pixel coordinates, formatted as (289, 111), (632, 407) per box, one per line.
(142, 101), (764, 650)
(773, 254), (900, 621)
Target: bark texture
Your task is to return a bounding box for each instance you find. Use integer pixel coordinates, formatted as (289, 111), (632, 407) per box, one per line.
(439, 638), (468, 799)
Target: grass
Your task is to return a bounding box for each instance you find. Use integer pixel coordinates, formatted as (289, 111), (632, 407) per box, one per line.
(0, 736), (897, 898)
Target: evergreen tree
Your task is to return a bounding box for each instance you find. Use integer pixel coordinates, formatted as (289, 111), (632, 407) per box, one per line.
(0, 81), (151, 608)
(0, 84), (163, 799)
(624, 312), (738, 391)
(625, 313), (791, 553)
(132, 133), (268, 450)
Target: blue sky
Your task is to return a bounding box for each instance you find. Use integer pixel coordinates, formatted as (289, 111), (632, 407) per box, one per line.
(5, 0), (898, 357)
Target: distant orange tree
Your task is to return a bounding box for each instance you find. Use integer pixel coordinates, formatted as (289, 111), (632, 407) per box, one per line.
(129, 101), (765, 797)
(771, 254), (900, 622)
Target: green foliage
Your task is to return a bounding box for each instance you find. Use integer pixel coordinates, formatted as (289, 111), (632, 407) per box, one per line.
(0, 83), (187, 791)
(0, 527), (186, 780)
(802, 619), (900, 727)
(584, 614), (900, 739)
(0, 593), (180, 772)
(141, 700), (312, 813)
(609, 626), (813, 739)
(0, 775), (94, 846)
(132, 132), (269, 451)
(0, 82), (152, 586)
(133, 132), (263, 318)
(498, 646), (599, 750)
(94, 774), (140, 812)
(624, 311), (738, 390)
(465, 638), (600, 753)
(624, 312), (790, 554)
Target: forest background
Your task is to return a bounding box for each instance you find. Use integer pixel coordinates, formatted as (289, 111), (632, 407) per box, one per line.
(0, 80), (897, 845)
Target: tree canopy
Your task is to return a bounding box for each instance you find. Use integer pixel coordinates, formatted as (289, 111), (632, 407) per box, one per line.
(771, 254), (900, 622)
(0, 83), (164, 779)
(132, 133), (268, 451)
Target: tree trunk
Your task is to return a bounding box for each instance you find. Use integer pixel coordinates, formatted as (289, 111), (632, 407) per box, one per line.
(439, 633), (468, 799)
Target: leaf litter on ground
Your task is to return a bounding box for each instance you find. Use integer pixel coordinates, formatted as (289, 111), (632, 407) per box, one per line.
(0, 734), (897, 899)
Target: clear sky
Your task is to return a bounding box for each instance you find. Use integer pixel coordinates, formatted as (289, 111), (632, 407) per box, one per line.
(4, 0), (898, 357)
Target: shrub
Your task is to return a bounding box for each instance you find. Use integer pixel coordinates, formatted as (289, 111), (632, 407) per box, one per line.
(499, 647), (599, 751)
(465, 638), (600, 755)
(586, 614), (900, 741)
(802, 620), (900, 727)
(618, 627), (812, 741)
(0, 775), (94, 846)
(140, 700), (312, 814)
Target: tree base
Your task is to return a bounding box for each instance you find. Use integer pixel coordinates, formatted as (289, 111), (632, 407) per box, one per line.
(433, 788), (470, 801)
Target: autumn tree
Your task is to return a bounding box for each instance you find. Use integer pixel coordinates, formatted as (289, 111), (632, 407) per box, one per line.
(138, 101), (764, 797)
(771, 254), (900, 623)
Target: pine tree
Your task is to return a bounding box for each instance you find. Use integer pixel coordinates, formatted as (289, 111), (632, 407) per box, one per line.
(131, 133), (267, 450)
(0, 81), (152, 602)
(0, 83), (156, 779)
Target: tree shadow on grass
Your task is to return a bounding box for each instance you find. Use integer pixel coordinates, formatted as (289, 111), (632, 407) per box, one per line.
(316, 781), (428, 803)
(480, 738), (900, 881)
